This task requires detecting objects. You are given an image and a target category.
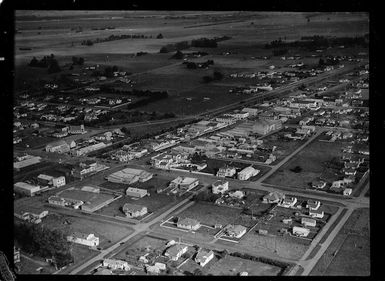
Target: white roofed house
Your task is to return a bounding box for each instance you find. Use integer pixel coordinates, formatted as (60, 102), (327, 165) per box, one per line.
(126, 187), (148, 198)
(122, 203), (148, 218)
(224, 224), (247, 238)
(102, 259), (130, 271)
(263, 191), (285, 204)
(309, 209), (324, 218)
(216, 166), (237, 178)
(195, 249), (214, 267)
(306, 200), (321, 210)
(229, 190), (246, 199)
(67, 232), (99, 247)
(278, 196), (297, 208)
(164, 244), (188, 261)
(312, 180), (326, 189)
(237, 166), (260, 181)
(177, 217), (201, 231)
(301, 217), (317, 227)
(292, 226), (310, 237)
(212, 180), (229, 194)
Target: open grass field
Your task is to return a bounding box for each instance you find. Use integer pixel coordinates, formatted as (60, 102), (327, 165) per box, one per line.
(310, 208), (370, 276)
(207, 255), (282, 276)
(112, 235), (167, 262)
(263, 137), (346, 189)
(95, 191), (180, 218)
(176, 201), (243, 227)
(41, 212), (134, 249)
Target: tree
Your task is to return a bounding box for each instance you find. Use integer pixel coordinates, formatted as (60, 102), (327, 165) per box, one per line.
(104, 66), (114, 77)
(112, 65), (119, 72)
(47, 59), (61, 74)
(156, 33), (164, 39)
(202, 75), (213, 83)
(29, 57), (38, 67)
(213, 71), (224, 81)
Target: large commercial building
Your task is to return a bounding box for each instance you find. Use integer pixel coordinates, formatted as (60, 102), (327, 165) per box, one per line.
(14, 182), (41, 196)
(126, 187), (149, 198)
(168, 177), (199, 191)
(13, 155), (42, 170)
(107, 168), (153, 184)
(237, 166), (260, 180)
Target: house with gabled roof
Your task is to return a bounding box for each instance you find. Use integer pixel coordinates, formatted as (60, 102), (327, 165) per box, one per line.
(195, 249), (214, 267)
(164, 244), (188, 261)
(177, 218), (201, 231)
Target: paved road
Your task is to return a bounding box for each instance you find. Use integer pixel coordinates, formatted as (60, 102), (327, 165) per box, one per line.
(298, 208), (354, 276)
(68, 194), (195, 275)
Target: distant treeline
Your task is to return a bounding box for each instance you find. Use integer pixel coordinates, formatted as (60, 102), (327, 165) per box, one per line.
(183, 59), (214, 69)
(159, 36), (231, 53)
(81, 33), (163, 46)
(28, 54), (61, 74)
(265, 34), (369, 50)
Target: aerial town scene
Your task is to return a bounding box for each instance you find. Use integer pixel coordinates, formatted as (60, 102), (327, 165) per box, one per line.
(12, 11), (369, 276)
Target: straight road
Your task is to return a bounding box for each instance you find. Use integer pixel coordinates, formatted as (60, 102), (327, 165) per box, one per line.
(297, 208), (355, 276)
(68, 194), (195, 274)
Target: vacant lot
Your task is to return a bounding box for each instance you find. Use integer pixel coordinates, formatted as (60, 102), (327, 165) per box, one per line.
(17, 254), (56, 275)
(95, 191), (180, 218)
(310, 208), (370, 276)
(263, 138), (345, 189)
(208, 255), (281, 276)
(177, 201), (243, 227)
(42, 212), (134, 249)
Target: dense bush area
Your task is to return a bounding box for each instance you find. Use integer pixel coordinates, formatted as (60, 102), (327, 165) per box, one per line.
(14, 221), (74, 268)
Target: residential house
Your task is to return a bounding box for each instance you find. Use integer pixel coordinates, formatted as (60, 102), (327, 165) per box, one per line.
(343, 188), (353, 196)
(292, 226), (310, 237)
(216, 166), (237, 178)
(126, 187), (148, 198)
(195, 249), (214, 267)
(37, 174), (66, 188)
(177, 218), (201, 231)
(229, 190), (246, 199)
(306, 200), (321, 210)
(224, 224), (247, 238)
(67, 233), (99, 247)
(122, 203), (148, 218)
(212, 180), (229, 194)
(312, 180), (326, 189)
(164, 244), (188, 261)
(309, 209), (324, 218)
(103, 259), (130, 271)
(301, 217), (317, 227)
(279, 196), (297, 208)
(262, 192), (285, 204)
